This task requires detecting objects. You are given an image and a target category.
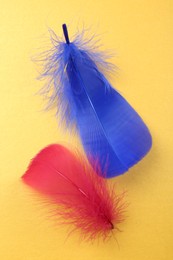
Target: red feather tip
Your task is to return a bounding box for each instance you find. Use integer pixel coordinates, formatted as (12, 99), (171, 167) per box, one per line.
(22, 144), (126, 241)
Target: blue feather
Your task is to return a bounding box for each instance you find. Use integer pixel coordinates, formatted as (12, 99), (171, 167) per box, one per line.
(39, 24), (152, 178)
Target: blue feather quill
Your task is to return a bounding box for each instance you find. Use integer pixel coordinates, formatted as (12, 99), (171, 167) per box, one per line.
(39, 24), (152, 178)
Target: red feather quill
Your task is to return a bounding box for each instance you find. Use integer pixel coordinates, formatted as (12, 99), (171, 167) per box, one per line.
(22, 144), (126, 240)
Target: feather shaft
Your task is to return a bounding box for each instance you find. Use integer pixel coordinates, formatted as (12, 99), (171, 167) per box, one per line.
(62, 24), (70, 44)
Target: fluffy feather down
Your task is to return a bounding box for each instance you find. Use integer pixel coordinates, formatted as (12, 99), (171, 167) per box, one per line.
(22, 144), (126, 240)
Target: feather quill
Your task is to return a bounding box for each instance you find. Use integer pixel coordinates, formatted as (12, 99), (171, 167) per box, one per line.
(38, 24), (152, 177)
(22, 144), (126, 241)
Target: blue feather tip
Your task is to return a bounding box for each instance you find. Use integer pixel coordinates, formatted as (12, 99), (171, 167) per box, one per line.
(39, 24), (152, 178)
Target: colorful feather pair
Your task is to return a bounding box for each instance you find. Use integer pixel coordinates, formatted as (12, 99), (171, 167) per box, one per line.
(38, 24), (152, 178)
(22, 24), (152, 240)
(22, 144), (126, 240)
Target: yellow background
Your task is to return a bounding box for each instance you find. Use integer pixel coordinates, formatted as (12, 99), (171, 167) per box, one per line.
(0, 0), (173, 259)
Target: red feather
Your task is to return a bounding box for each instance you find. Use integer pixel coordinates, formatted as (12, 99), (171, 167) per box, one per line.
(22, 144), (126, 240)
